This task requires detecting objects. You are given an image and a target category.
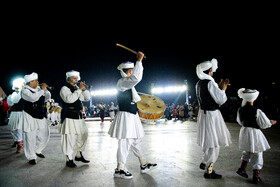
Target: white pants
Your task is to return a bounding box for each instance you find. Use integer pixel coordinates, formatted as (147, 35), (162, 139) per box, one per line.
(241, 151), (263, 169)
(11, 129), (23, 142)
(117, 138), (145, 167)
(109, 111), (115, 120)
(61, 133), (88, 160)
(23, 123), (50, 160)
(202, 147), (220, 164)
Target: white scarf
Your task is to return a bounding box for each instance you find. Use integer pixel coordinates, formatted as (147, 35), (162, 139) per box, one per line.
(117, 62), (141, 103)
(237, 88), (259, 107)
(196, 58), (218, 82)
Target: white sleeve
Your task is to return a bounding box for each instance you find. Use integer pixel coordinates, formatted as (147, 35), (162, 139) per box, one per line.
(236, 108), (243, 126)
(7, 95), (14, 106)
(8, 92), (21, 106)
(44, 90), (51, 102)
(22, 88), (44, 102)
(117, 61), (143, 91)
(79, 90), (90, 102)
(256, 109), (272, 129)
(60, 86), (82, 104)
(208, 81), (227, 105)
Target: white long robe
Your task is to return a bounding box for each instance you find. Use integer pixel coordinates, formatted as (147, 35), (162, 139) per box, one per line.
(59, 86), (90, 134)
(21, 86), (51, 160)
(7, 92), (23, 131)
(108, 61), (145, 139)
(196, 80), (232, 149)
(236, 108), (272, 153)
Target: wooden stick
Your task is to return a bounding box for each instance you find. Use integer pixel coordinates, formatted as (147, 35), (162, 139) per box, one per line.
(116, 43), (146, 58)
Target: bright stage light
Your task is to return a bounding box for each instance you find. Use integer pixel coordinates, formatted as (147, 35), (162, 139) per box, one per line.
(91, 88), (117, 96)
(151, 85), (187, 94)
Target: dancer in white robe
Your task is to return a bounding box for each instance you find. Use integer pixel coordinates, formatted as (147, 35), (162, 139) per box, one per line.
(236, 88), (277, 184)
(59, 70), (90, 168)
(108, 51), (157, 179)
(21, 72), (51, 165)
(7, 78), (25, 153)
(195, 58), (232, 179)
(109, 102), (117, 122)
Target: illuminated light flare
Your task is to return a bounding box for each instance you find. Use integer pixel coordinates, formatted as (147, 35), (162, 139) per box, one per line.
(91, 88), (117, 96)
(151, 85), (187, 94)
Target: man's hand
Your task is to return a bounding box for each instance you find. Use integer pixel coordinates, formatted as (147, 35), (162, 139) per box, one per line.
(270, 120), (277, 125)
(79, 81), (86, 91)
(40, 83), (48, 91)
(137, 51), (145, 62)
(218, 79), (230, 91)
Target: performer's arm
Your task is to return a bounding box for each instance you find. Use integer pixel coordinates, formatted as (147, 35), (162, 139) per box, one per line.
(7, 92), (21, 106)
(80, 90), (90, 102)
(208, 81), (227, 105)
(60, 86), (81, 103)
(44, 90), (51, 102)
(22, 88), (44, 102)
(256, 109), (274, 129)
(117, 61), (144, 91)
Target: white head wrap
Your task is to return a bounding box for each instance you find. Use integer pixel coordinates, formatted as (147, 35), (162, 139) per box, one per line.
(12, 78), (25, 91)
(117, 61), (141, 102)
(237, 88), (259, 107)
(196, 58), (218, 81)
(66, 70), (81, 81)
(117, 62), (134, 77)
(24, 72), (38, 83)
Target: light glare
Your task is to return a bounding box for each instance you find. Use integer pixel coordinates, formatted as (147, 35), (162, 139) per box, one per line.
(91, 88), (117, 96)
(151, 85), (187, 94)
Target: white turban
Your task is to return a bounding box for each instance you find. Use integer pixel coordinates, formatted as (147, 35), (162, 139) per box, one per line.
(196, 58), (218, 81)
(24, 72), (38, 83)
(66, 70), (81, 81)
(117, 62), (134, 77)
(237, 88), (259, 107)
(12, 78), (25, 90)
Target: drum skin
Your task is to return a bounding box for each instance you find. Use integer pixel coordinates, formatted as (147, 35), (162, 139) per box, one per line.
(137, 94), (165, 121)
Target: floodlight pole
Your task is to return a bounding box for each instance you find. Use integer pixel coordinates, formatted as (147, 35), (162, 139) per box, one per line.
(184, 80), (189, 105)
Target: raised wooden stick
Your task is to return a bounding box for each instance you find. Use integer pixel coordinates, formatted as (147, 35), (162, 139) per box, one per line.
(116, 43), (146, 58)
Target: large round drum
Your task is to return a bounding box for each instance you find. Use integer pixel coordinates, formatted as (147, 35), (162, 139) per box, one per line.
(137, 94), (166, 121)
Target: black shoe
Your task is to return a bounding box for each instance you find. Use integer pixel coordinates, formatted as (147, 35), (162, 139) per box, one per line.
(140, 163), (157, 173)
(199, 163), (206, 170)
(114, 169), (133, 179)
(236, 168), (248, 178)
(204, 171), (222, 179)
(66, 160), (77, 168)
(36, 153), (45, 158)
(75, 153), (90, 163)
(29, 159), (36, 165)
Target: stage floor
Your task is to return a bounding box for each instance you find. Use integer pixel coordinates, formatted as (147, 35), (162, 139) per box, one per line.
(1, 118), (280, 187)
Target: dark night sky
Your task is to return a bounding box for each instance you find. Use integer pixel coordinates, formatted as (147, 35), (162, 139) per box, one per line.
(1, 6), (279, 105)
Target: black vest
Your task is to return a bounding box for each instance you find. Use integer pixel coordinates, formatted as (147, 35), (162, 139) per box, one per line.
(61, 83), (83, 123)
(239, 104), (260, 129)
(10, 98), (24, 112)
(22, 88), (46, 119)
(196, 79), (219, 111)
(117, 89), (138, 115)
